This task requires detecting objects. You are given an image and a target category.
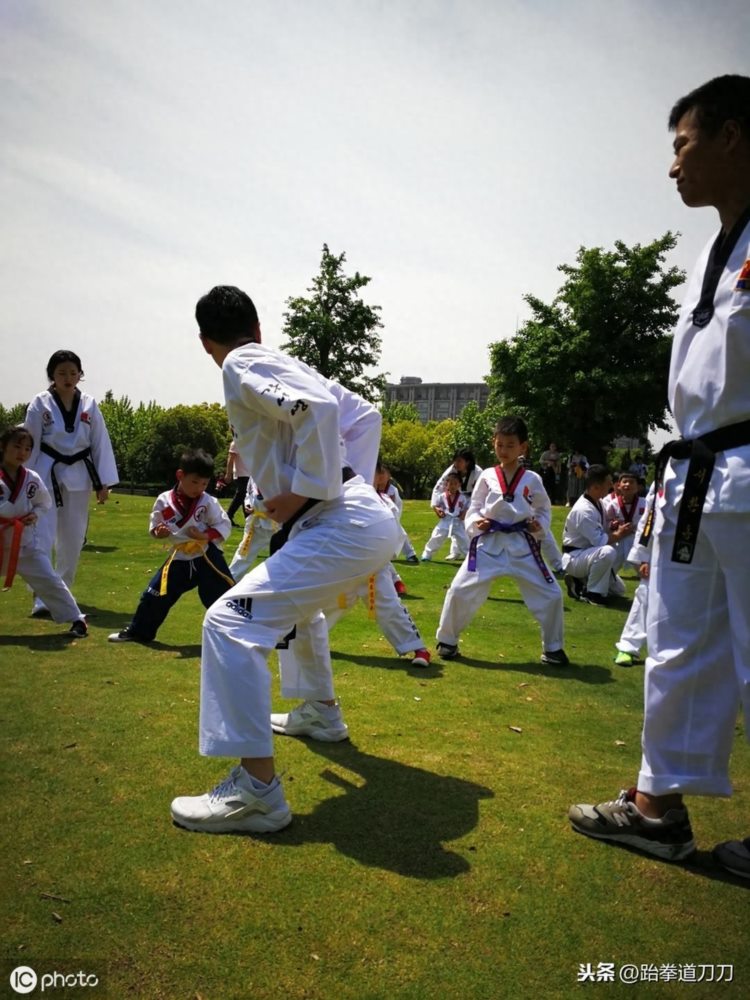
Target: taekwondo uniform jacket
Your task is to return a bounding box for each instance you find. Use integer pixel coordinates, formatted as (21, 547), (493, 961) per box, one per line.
(150, 489), (231, 560)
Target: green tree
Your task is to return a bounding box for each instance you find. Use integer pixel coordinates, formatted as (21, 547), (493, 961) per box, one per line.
(381, 401), (421, 425)
(487, 233), (685, 461)
(380, 418), (456, 498)
(281, 244), (385, 402)
(0, 402), (29, 428)
(135, 404), (228, 486)
(451, 401), (497, 469)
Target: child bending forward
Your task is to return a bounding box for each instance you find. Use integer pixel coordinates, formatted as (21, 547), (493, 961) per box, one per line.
(109, 449), (233, 643)
(0, 425), (88, 637)
(435, 417), (567, 665)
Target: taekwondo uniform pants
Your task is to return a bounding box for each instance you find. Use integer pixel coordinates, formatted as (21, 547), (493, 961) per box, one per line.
(436, 537), (564, 651)
(324, 563), (425, 656)
(128, 545), (234, 642)
(638, 506), (750, 796)
(616, 579), (649, 656)
(6, 549), (83, 623)
(422, 518), (467, 560)
(562, 544), (626, 597)
(33, 486), (90, 611)
(199, 481), (400, 759)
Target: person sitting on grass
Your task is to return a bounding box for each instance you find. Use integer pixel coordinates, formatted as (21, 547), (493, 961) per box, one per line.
(0, 425), (88, 638)
(108, 448), (234, 644)
(435, 416), (568, 666)
(561, 464), (632, 606)
(421, 472), (469, 562)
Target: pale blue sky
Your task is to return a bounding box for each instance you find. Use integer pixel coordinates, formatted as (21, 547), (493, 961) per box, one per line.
(1, 0), (748, 409)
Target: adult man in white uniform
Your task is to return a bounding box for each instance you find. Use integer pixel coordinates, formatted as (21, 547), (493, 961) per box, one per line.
(570, 75), (750, 877)
(170, 286), (399, 835)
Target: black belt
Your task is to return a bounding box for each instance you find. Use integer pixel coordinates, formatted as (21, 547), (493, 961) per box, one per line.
(562, 545), (580, 554)
(269, 466), (358, 556)
(640, 418), (750, 563)
(40, 443), (103, 508)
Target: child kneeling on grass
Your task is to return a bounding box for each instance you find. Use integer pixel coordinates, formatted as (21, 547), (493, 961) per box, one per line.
(109, 449), (234, 643)
(435, 416), (568, 666)
(0, 425), (88, 638)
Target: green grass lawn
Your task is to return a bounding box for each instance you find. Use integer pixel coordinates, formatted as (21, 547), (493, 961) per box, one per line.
(1, 495), (748, 999)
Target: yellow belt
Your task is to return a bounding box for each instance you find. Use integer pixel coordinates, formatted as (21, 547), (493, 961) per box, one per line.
(160, 540), (234, 596)
(237, 511), (273, 558)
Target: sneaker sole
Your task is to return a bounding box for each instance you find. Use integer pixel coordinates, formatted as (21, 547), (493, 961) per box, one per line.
(171, 810), (293, 834)
(569, 820), (696, 861)
(270, 724), (349, 742)
(712, 844), (750, 879)
(411, 657), (430, 667)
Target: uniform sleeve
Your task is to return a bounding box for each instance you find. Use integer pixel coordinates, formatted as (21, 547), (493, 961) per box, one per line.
(226, 360), (342, 501)
(30, 474), (53, 514)
(464, 474), (489, 538)
(149, 495), (169, 535)
(24, 395), (45, 472)
(204, 495), (232, 542)
(88, 399), (119, 486)
(431, 465), (454, 506)
(528, 476), (552, 532)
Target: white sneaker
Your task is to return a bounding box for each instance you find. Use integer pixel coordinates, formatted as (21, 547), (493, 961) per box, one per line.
(270, 700), (349, 742)
(171, 766), (292, 834)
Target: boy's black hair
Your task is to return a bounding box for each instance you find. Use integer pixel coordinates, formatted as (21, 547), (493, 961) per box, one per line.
(195, 286), (260, 344)
(668, 74), (750, 137)
(0, 425), (34, 455)
(493, 416), (529, 443)
(178, 448), (215, 478)
(445, 471), (462, 484)
(585, 464), (611, 488)
(46, 350), (83, 382)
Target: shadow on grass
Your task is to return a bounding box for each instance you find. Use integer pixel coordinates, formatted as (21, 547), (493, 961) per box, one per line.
(0, 632), (77, 650)
(273, 740), (493, 878)
(82, 544), (119, 553)
(574, 836), (750, 889)
(449, 655), (614, 684)
(148, 641), (201, 658)
(331, 650), (444, 677)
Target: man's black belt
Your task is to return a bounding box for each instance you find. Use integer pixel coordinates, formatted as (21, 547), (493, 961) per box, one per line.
(562, 545), (580, 554)
(40, 443), (103, 508)
(640, 418), (750, 563)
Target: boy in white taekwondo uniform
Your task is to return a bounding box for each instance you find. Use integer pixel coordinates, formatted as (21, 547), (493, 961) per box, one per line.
(613, 485), (654, 667)
(25, 351), (118, 609)
(602, 471), (648, 573)
(108, 449), (233, 643)
(570, 75), (750, 876)
(435, 416), (567, 665)
(431, 449), (483, 560)
(170, 286), (399, 835)
(0, 426), (88, 637)
(561, 465), (632, 606)
(421, 472), (469, 561)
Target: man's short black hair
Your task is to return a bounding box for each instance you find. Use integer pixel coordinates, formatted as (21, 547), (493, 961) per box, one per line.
(585, 464), (611, 489)
(493, 416), (529, 443)
(195, 286), (260, 344)
(668, 74), (750, 137)
(178, 448), (215, 478)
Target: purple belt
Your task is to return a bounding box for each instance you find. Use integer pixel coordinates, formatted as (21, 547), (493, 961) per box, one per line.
(468, 519), (553, 583)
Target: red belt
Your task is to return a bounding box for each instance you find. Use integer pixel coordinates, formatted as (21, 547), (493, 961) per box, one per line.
(0, 516), (25, 589)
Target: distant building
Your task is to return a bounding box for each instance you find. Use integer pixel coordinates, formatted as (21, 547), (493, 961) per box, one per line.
(384, 377), (490, 423)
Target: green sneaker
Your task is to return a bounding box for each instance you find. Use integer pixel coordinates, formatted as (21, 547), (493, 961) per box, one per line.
(613, 650), (642, 667)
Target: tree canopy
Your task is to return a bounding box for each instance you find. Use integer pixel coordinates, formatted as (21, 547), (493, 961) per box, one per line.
(487, 233), (685, 460)
(281, 244), (385, 402)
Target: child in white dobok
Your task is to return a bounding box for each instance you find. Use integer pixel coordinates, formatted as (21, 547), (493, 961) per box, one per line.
(435, 417), (567, 665)
(0, 426), (87, 638)
(421, 473), (468, 561)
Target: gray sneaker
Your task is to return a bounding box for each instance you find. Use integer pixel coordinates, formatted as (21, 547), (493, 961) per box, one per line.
(713, 837), (750, 879)
(171, 765), (292, 834)
(569, 788), (696, 861)
(270, 701), (349, 742)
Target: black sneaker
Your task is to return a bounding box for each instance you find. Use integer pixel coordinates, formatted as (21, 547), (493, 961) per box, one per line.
(436, 642), (459, 660)
(582, 591), (609, 607)
(569, 787), (696, 861)
(68, 619), (89, 639)
(108, 630), (135, 643)
(713, 837), (750, 879)
(405, 555), (420, 565)
(564, 574), (583, 600)
(541, 648), (569, 666)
